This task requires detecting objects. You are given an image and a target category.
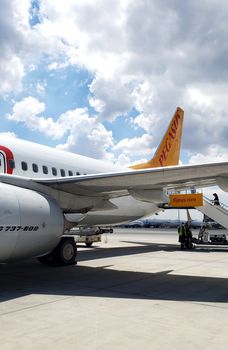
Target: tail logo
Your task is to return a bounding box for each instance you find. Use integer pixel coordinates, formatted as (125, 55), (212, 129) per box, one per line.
(158, 110), (181, 167)
(129, 107), (184, 170)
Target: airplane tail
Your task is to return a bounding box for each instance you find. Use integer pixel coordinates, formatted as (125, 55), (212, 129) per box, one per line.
(130, 107), (184, 169)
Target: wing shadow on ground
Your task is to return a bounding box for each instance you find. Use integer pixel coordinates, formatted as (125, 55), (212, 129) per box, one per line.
(1, 241), (228, 304)
(78, 241), (228, 263)
(78, 242), (179, 261)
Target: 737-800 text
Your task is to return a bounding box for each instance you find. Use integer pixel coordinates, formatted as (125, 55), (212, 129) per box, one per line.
(0, 226), (39, 232)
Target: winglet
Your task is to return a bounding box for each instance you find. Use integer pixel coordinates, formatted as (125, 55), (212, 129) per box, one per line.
(130, 107), (184, 169)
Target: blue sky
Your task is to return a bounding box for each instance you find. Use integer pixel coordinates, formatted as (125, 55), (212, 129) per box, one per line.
(1, 0), (228, 220)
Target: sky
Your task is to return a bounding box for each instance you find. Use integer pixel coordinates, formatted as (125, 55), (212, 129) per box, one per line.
(0, 0), (228, 221)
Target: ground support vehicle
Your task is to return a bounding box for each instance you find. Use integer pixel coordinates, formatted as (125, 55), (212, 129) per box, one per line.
(68, 226), (113, 247)
(192, 232), (228, 246)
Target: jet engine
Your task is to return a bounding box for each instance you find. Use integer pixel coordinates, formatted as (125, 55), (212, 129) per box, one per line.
(0, 183), (64, 262)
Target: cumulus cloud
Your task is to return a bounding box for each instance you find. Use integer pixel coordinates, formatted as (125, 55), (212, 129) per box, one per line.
(0, 0), (64, 97)
(0, 56), (24, 96)
(89, 77), (133, 121)
(1, 0), (228, 164)
(181, 84), (228, 160)
(36, 0), (228, 157)
(115, 153), (131, 167)
(189, 145), (228, 164)
(0, 0), (30, 96)
(57, 111), (114, 160)
(7, 96), (66, 138)
(113, 133), (155, 166)
(7, 96), (114, 160)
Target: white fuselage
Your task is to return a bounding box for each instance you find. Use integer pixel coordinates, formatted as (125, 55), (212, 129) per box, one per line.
(0, 137), (160, 226)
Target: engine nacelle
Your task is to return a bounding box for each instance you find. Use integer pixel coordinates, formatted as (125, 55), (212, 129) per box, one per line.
(0, 183), (64, 262)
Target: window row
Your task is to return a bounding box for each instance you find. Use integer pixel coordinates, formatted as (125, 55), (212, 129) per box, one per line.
(6, 159), (84, 177)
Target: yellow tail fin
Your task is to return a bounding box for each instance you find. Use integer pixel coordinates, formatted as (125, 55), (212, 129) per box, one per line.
(130, 107), (184, 169)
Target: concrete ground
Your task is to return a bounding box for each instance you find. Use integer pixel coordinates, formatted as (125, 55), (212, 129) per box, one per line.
(1, 228), (228, 350)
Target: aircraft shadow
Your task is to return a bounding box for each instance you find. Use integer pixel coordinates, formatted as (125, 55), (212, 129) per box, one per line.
(1, 242), (228, 304)
(78, 241), (228, 262)
(78, 242), (179, 261)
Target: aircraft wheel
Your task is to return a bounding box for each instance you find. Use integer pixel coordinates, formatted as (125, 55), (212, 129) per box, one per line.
(86, 242), (93, 247)
(57, 238), (77, 265)
(37, 237), (77, 266)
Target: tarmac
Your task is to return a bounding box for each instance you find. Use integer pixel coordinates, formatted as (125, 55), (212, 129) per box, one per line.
(1, 228), (228, 350)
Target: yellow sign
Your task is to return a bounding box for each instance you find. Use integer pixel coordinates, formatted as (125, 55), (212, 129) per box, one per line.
(169, 193), (203, 207)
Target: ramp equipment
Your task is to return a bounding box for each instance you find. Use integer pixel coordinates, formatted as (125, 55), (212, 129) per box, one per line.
(67, 226), (113, 247)
(192, 233), (228, 246)
(197, 196), (228, 229)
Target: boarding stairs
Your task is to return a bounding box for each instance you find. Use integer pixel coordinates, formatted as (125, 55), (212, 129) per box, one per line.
(197, 196), (228, 229)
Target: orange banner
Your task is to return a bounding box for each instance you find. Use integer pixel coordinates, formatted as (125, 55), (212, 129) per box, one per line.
(169, 193), (203, 207)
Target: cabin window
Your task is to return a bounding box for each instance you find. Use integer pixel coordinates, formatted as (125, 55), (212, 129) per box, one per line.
(60, 169), (65, 177)
(68, 170), (73, 176)
(76, 171), (80, 176)
(32, 163), (39, 173)
(21, 161), (28, 171)
(42, 165), (48, 174)
(52, 167), (57, 176)
(8, 159), (15, 169)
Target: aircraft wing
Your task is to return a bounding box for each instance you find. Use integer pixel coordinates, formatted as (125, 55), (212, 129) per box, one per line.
(2, 162), (227, 200)
(37, 161), (228, 192)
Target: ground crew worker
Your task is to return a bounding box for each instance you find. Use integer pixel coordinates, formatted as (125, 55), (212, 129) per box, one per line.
(213, 193), (220, 205)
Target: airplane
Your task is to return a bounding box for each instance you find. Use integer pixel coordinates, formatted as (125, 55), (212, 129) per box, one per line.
(122, 217), (203, 229)
(0, 106), (227, 266)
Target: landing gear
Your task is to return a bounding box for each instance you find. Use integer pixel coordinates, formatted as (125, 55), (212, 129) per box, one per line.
(59, 239), (77, 264)
(37, 237), (77, 266)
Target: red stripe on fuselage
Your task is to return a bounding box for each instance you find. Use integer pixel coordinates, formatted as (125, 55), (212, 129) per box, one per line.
(0, 145), (14, 174)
